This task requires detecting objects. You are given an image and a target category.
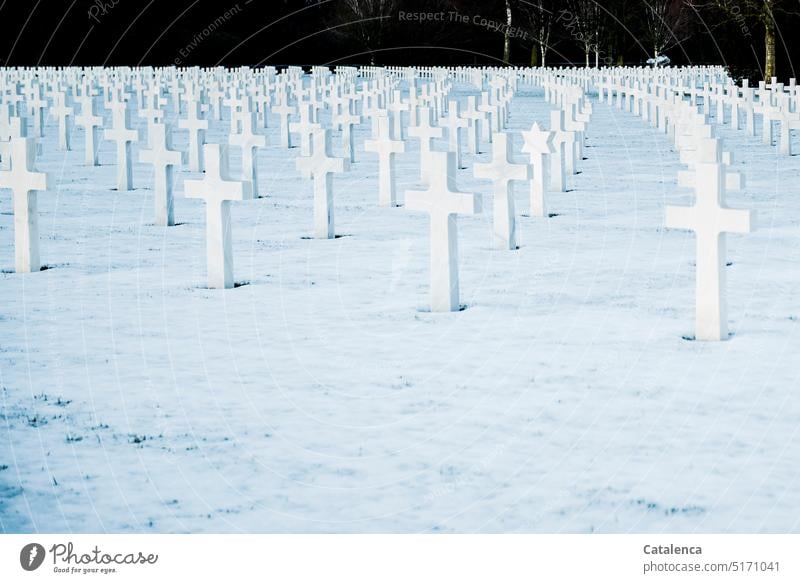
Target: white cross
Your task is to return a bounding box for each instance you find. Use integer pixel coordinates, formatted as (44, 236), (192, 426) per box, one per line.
(521, 121), (555, 218)
(440, 100), (468, 169)
(296, 128), (349, 239)
(364, 115), (404, 207)
(271, 99), (296, 149)
(75, 94), (103, 166)
(178, 102), (209, 172)
(229, 111), (267, 199)
(184, 144), (252, 289)
(289, 102), (319, 157)
(408, 106), (443, 183)
(139, 122), (183, 226)
(103, 101), (139, 191)
(776, 95), (800, 155)
(405, 150), (481, 312)
(548, 109), (570, 192)
(332, 108), (361, 163)
(28, 86), (48, 138)
(461, 96), (484, 154)
(387, 90), (410, 140)
(666, 151), (755, 341)
(474, 131), (530, 250)
(138, 96), (165, 148)
(0, 137), (51, 273)
(52, 92), (74, 152)
(477, 92), (496, 140)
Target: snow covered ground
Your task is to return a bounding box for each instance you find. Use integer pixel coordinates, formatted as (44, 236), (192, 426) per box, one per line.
(1, 82), (798, 533)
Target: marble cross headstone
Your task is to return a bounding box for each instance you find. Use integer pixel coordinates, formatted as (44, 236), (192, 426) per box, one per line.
(408, 106), (443, 184)
(289, 102), (318, 156)
(332, 108), (361, 163)
(364, 115), (404, 207)
(184, 144), (252, 289)
(461, 96), (483, 154)
(229, 111), (266, 199)
(178, 102), (208, 172)
(103, 100), (139, 191)
(474, 131), (530, 250)
(52, 91), (74, 151)
(441, 100), (468, 169)
(548, 110), (569, 192)
(521, 122), (555, 217)
(665, 147), (755, 341)
(296, 128), (349, 239)
(0, 136), (51, 272)
(271, 99), (296, 149)
(75, 94), (103, 166)
(139, 121), (183, 226)
(405, 150), (481, 312)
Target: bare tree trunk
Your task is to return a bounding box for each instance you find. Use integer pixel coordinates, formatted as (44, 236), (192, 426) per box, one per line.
(503, 0), (512, 64)
(585, 48), (590, 68)
(541, 44), (547, 67)
(764, 20), (776, 80)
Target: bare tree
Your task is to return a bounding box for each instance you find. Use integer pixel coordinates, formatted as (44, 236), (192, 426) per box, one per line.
(503, 0), (514, 63)
(338, 0), (399, 65)
(518, 0), (557, 66)
(695, 0), (791, 79)
(562, 0), (605, 67)
(642, 0), (694, 63)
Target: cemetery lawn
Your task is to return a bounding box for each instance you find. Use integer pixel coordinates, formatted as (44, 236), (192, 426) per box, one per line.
(1, 86), (798, 533)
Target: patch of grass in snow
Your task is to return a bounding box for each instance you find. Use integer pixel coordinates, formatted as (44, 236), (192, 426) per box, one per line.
(633, 498), (705, 517)
(26, 415), (47, 427)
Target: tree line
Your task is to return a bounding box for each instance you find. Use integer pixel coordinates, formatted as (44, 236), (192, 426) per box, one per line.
(332, 0), (794, 80)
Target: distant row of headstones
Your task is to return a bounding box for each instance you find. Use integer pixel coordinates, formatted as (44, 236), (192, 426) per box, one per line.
(0, 65), (783, 340)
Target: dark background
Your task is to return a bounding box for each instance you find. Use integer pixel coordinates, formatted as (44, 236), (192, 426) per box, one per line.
(0, 0), (797, 81)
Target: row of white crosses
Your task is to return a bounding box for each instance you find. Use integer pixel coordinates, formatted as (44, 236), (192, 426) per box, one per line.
(0, 66), (574, 306)
(0, 65), (764, 337)
(402, 73), (586, 310)
(597, 68), (755, 341)
(602, 67), (800, 156)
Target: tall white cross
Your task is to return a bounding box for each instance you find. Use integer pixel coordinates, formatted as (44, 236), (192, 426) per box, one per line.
(461, 96), (484, 154)
(229, 111), (266, 199)
(549, 110), (569, 192)
(441, 100), (468, 169)
(474, 131), (530, 250)
(405, 150), (481, 312)
(75, 94), (103, 166)
(521, 122), (555, 218)
(388, 90), (410, 140)
(103, 101), (139, 191)
(28, 86), (47, 138)
(52, 92), (74, 152)
(184, 144), (252, 289)
(178, 102), (208, 172)
(296, 128), (349, 239)
(364, 115), (404, 207)
(408, 106), (442, 184)
(289, 102), (319, 157)
(776, 95), (800, 155)
(666, 148), (755, 341)
(0, 137), (51, 273)
(332, 108), (361, 163)
(139, 122), (183, 226)
(271, 99), (296, 149)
